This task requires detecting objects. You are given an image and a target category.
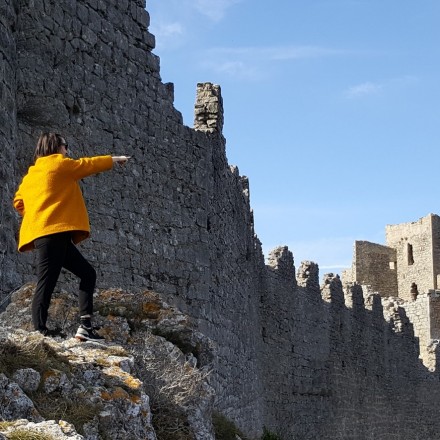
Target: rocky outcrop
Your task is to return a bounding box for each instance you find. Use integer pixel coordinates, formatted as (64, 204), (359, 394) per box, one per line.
(0, 328), (156, 439)
(0, 284), (216, 440)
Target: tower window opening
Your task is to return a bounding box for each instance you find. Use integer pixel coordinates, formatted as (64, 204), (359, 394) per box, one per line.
(407, 243), (414, 265)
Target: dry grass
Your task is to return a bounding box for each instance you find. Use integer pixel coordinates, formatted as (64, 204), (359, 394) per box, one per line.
(2, 430), (55, 440)
(104, 345), (128, 356)
(151, 406), (193, 440)
(29, 391), (101, 436)
(0, 335), (70, 377)
(154, 351), (210, 407)
(135, 334), (211, 440)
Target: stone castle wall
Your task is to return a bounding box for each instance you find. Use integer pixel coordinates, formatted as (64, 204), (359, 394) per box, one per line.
(260, 251), (440, 439)
(3, 1), (440, 438)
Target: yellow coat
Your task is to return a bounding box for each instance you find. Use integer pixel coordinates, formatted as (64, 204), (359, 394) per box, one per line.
(13, 154), (113, 252)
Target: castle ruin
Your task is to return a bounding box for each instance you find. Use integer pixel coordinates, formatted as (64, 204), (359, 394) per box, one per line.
(2, 1), (440, 438)
(344, 213), (440, 369)
(345, 213), (440, 300)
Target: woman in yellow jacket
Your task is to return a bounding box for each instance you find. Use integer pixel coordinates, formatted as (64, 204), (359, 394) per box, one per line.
(13, 132), (129, 340)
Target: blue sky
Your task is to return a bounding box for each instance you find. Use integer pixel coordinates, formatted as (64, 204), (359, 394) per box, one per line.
(146, 0), (440, 278)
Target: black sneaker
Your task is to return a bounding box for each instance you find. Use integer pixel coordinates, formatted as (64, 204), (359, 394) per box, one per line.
(75, 325), (105, 341)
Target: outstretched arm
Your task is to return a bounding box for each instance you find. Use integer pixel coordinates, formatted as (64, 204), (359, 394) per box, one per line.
(64, 155), (131, 180)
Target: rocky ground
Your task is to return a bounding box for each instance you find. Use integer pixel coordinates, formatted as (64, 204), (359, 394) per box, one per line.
(0, 284), (216, 440)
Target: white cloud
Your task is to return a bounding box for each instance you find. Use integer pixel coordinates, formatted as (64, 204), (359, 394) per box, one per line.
(201, 44), (345, 79)
(148, 0), (241, 50)
(266, 45), (346, 60)
(193, 0), (242, 21)
(201, 60), (263, 80)
(211, 45), (345, 60)
(153, 21), (184, 39)
(344, 75), (419, 99)
(148, 15), (187, 51)
(345, 81), (383, 99)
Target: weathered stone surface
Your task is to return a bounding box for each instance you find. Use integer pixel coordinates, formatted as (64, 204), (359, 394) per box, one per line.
(0, 0), (20, 297)
(12, 368), (41, 393)
(0, 373), (42, 422)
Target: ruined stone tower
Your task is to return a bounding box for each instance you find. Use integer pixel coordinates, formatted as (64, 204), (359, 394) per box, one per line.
(343, 213), (440, 370)
(345, 213), (440, 301)
(387, 213), (440, 299)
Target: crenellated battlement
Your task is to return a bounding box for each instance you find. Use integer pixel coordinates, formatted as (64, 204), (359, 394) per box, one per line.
(343, 282), (364, 309)
(260, 242), (440, 437)
(296, 260), (319, 292)
(321, 273), (344, 306)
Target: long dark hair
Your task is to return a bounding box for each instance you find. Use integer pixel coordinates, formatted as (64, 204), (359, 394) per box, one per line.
(34, 132), (65, 160)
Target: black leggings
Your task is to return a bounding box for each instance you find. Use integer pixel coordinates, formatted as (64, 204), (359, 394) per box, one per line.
(33, 232), (96, 331)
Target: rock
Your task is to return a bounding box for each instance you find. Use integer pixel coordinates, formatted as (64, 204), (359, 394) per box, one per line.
(0, 329), (156, 439)
(12, 368), (41, 393)
(42, 369), (72, 394)
(0, 419), (83, 439)
(0, 373), (42, 422)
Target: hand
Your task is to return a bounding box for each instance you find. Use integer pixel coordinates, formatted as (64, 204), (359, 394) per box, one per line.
(112, 156), (131, 165)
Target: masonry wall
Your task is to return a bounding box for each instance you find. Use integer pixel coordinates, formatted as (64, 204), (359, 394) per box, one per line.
(351, 241), (398, 297)
(391, 294), (432, 368)
(429, 292), (440, 340)
(260, 252), (330, 438)
(4, 2), (440, 439)
(0, 0), (21, 297)
(384, 292), (440, 372)
(431, 215), (440, 290)
(386, 215), (435, 300)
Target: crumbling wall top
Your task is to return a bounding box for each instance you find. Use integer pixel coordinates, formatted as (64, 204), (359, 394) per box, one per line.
(194, 82), (224, 134)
